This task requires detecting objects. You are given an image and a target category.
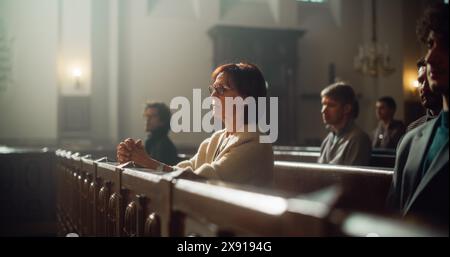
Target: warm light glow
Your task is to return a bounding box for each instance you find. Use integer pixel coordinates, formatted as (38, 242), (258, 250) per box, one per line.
(175, 180), (288, 216)
(403, 69), (420, 94)
(71, 68), (82, 79)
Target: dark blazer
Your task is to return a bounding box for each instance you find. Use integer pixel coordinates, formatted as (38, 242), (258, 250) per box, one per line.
(387, 117), (449, 226)
(145, 128), (179, 166)
(372, 120), (406, 149)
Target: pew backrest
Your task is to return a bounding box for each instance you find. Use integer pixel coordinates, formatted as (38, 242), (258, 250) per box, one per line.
(171, 179), (330, 236)
(273, 161), (393, 212)
(52, 149), (447, 237)
(80, 156), (96, 236)
(121, 168), (172, 237)
(273, 147), (396, 168)
(95, 160), (121, 236)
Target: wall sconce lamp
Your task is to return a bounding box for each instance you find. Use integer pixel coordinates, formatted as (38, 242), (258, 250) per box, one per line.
(71, 68), (82, 89)
(411, 79), (420, 90)
(409, 79), (420, 97)
(404, 70), (420, 98)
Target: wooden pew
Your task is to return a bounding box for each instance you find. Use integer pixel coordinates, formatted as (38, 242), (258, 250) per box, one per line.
(55, 149), (67, 236)
(273, 146), (321, 152)
(55, 152), (122, 237)
(170, 179), (333, 236)
(273, 150), (319, 163)
(0, 147), (55, 236)
(70, 153), (83, 234)
(170, 177), (445, 237)
(93, 159), (121, 236)
(59, 150), (78, 235)
(120, 167), (173, 237)
(56, 150), (82, 235)
(56, 149), (75, 236)
(369, 153), (396, 168)
(53, 149), (446, 237)
(55, 158), (333, 237)
(79, 155), (96, 236)
(273, 161), (393, 213)
(273, 146), (396, 168)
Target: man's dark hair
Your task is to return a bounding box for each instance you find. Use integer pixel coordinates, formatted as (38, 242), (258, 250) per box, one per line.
(377, 96), (397, 112)
(416, 2), (449, 46)
(145, 101), (172, 133)
(321, 82), (359, 119)
(416, 57), (426, 69)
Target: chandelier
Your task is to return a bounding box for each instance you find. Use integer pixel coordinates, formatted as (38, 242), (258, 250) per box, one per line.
(354, 0), (395, 77)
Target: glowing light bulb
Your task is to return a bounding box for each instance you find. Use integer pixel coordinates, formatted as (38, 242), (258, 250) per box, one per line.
(72, 68), (82, 78)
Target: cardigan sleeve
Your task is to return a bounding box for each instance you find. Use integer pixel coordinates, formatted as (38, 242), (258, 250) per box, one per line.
(174, 136), (212, 171)
(193, 140), (273, 185)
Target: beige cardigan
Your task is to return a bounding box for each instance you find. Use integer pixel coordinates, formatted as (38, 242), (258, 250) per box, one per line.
(175, 128), (274, 186)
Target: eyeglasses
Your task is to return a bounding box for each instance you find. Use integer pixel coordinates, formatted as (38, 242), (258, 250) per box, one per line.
(208, 84), (231, 95)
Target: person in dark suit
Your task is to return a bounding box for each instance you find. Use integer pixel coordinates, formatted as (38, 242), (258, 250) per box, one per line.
(142, 102), (179, 165)
(406, 58), (442, 132)
(387, 3), (449, 228)
(372, 96), (406, 150)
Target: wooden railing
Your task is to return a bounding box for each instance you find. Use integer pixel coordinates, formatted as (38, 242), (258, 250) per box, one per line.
(272, 146), (396, 168)
(273, 161), (393, 212)
(177, 146), (396, 168)
(0, 147), (55, 236)
(53, 149), (444, 237)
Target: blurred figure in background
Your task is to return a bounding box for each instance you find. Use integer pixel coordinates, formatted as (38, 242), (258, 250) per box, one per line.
(372, 96), (405, 150)
(142, 101), (179, 165)
(318, 82), (371, 166)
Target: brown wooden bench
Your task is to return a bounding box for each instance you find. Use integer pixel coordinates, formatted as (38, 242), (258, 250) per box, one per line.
(273, 145), (396, 168)
(55, 150), (68, 236)
(274, 150), (320, 163)
(120, 167), (173, 237)
(0, 147), (55, 236)
(56, 158), (390, 237)
(52, 149), (446, 237)
(79, 155), (96, 236)
(273, 150), (396, 168)
(170, 179), (332, 236)
(70, 153), (83, 234)
(55, 150), (106, 237)
(273, 161), (393, 213)
(94, 159), (122, 236)
(58, 150), (79, 235)
(369, 153), (396, 168)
